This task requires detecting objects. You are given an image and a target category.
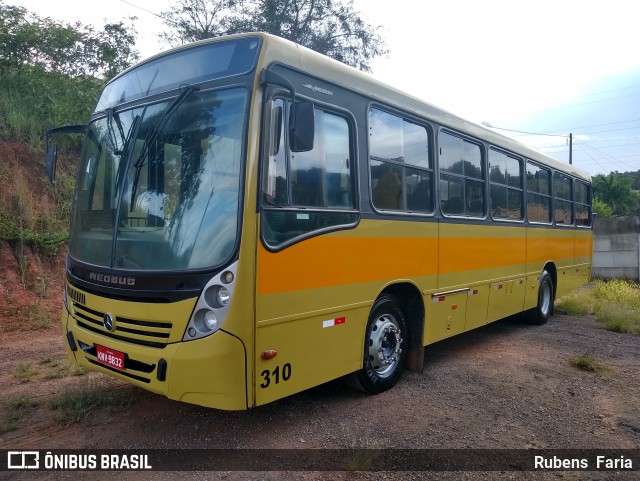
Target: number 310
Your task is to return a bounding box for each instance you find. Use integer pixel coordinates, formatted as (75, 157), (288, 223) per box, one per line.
(260, 363), (292, 388)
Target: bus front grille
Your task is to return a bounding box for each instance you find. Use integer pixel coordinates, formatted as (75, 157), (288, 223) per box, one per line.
(72, 303), (173, 349)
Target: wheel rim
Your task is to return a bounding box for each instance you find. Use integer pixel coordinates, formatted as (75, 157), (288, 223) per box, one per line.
(367, 313), (403, 378)
(540, 279), (552, 316)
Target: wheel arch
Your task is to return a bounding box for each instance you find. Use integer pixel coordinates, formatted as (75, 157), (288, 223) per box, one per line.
(377, 282), (425, 372)
(542, 261), (557, 298)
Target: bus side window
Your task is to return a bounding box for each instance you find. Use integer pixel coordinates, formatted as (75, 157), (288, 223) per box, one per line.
(554, 173), (573, 225)
(489, 148), (523, 220)
(369, 108), (433, 213)
(261, 101), (357, 247)
(439, 131), (484, 217)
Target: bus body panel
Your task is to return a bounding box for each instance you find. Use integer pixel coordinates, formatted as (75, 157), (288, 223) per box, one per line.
(255, 306), (368, 405)
(63, 281), (249, 409)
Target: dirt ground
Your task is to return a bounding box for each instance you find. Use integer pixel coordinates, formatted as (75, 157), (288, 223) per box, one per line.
(1, 307), (639, 481)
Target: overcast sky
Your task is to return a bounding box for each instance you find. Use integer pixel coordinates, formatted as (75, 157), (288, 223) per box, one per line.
(9, 0), (640, 176)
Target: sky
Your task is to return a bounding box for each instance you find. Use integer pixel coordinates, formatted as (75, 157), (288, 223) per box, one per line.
(8, 0), (640, 177)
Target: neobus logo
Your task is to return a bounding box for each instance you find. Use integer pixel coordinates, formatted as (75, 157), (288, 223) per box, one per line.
(302, 84), (333, 96)
(89, 272), (136, 286)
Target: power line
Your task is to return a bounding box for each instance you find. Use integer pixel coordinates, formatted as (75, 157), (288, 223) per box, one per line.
(573, 139), (639, 172)
(539, 118), (640, 135)
(482, 123), (566, 138)
(119, 0), (180, 26)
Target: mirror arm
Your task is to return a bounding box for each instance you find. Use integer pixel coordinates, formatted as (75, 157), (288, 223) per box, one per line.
(260, 69), (300, 126)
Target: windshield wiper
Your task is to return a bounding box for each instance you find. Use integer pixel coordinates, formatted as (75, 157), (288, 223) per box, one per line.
(129, 84), (199, 209)
(106, 108), (126, 154)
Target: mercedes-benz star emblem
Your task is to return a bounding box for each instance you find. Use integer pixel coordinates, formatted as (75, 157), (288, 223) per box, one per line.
(103, 313), (115, 332)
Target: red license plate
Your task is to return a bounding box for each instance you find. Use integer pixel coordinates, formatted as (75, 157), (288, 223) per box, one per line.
(96, 345), (125, 370)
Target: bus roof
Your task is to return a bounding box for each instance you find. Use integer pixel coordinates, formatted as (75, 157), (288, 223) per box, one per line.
(119, 32), (591, 183)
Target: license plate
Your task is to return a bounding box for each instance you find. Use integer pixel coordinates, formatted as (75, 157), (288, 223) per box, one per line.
(96, 345), (125, 370)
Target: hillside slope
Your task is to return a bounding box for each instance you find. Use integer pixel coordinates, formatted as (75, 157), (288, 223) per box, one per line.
(0, 142), (67, 331)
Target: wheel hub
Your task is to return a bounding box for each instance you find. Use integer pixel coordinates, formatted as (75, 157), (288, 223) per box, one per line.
(368, 314), (403, 377)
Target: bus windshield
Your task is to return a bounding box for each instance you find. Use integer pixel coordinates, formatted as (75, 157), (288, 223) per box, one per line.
(69, 87), (248, 271)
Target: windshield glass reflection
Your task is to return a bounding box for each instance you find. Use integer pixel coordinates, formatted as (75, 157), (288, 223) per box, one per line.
(69, 88), (247, 270)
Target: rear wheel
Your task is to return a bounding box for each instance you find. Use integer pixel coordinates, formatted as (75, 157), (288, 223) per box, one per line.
(346, 294), (408, 393)
(527, 270), (554, 325)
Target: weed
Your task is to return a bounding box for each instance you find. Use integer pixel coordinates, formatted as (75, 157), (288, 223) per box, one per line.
(71, 365), (88, 376)
(593, 279), (640, 310)
(596, 301), (640, 334)
(43, 359), (88, 379)
(569, 353), (608, 373)
(49, 381), (133, 425)
(557, 280), (640, 335)
(555, 292), (595, 315)
(13, 362), (37, 382)
(43, 359), (70, 380)
(34, 304), (51, 329)
(343, 437), (384, 471)
(0, 396), (37, 434)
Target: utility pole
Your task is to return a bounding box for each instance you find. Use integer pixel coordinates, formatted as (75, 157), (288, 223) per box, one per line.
(569, 133), (573, 165)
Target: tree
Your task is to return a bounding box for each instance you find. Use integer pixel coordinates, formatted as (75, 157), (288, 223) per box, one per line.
(0, 2), (140, 142)
(592, 198), (613, 218)
(592, 172), (639, 216)
(160, 0), (386, 72)
(0, 2), (139, 78)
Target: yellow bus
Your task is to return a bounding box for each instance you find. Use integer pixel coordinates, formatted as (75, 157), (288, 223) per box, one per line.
(46, 32), (592, 410)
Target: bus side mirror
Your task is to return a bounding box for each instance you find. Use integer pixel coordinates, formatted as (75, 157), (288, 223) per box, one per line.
(45, 144), (58, 182)
(43, 124), (87, 182)
(289, 101), (314, 152)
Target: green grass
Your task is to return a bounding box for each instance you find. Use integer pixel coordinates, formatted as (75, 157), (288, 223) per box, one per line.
(569, 353), (609, 373)
(49, 382), (133, 425)
(555, 290), (596, 316)
(556, 279), (640, 334)
(592, 279), (640, 309)
(0, 395), (37, 434)
(42, 358), (88, 379)
(13, 362), (37, 382)
(596, 302), (639, 334)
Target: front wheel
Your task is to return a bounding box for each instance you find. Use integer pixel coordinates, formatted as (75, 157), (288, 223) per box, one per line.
(346, 294), (408, 394)
(527, 270), (554, 325)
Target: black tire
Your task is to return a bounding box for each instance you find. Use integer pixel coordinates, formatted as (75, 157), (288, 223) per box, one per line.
(346, 294), (408, 394)
(527, 270), (554, 325)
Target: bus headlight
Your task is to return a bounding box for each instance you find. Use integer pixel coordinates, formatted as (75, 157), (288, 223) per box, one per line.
(183, 261), (238, 341)
(215, 286), (230, 307)
(203, 285), (230, 308)
(194, 309), (218, 332)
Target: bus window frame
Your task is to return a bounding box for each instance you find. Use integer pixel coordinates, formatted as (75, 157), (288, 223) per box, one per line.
(488, 146), (525, 224)
(552, 171), (575, 227)
(574, 178), (592, 229)
(259, 88), (361, 252)
(525, 159), (553, 226)
(367, 103), (436, 218)
(436, 128), (488, 221)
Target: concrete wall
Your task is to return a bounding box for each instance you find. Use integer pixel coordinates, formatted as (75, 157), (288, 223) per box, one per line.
(592, 216), (640, 280)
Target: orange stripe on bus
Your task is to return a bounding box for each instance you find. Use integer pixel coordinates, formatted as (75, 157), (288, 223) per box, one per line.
(526, 237), (575, 262)
(440, 237), (525, 273)
(257, 235), (586, 295)
(258, 237), (438, 295)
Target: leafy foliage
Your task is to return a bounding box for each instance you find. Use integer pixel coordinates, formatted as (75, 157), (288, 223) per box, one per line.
(0, 2), (139, 144)
(592, 198), (613, 218)
(592, 172), (640, 216)
(160, 0), (387, 72)
(0, 2), (139, 78)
